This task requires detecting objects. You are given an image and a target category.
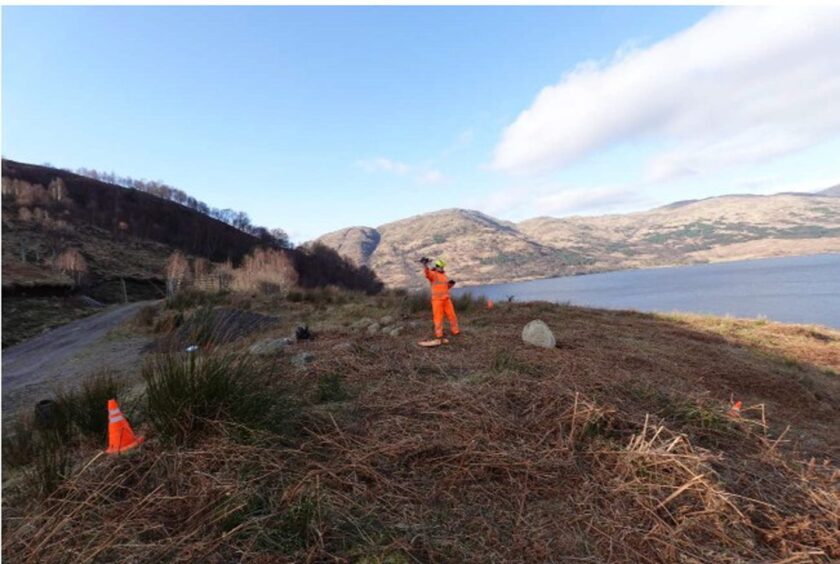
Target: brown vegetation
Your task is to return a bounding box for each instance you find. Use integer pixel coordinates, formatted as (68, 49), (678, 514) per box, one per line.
(53, 248), (89, 286)
(3, 294), (838, 562)
(232, 248), (298, 294)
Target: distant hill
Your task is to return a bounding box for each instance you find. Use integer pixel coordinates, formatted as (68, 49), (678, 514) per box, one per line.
(817, 185), (840, 197)
(318, 188), (840, 288)
(319, 209), (592, 288)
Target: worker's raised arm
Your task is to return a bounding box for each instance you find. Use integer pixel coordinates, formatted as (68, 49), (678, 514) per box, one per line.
(420, 257), (434, 281)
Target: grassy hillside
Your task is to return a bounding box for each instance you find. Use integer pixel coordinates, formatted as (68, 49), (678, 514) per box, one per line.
(2, 160), (383, 346)
(318, 191), (840, 288)
(2, 289), (838, 561)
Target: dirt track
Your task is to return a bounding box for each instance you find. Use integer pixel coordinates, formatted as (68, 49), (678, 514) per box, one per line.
(2, 301), (156, 422)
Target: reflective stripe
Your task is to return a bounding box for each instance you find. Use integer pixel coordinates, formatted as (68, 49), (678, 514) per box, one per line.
(109, 415), (125, 424)
(109, 408), (121, 415)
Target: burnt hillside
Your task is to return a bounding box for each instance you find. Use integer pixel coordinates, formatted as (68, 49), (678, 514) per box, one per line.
(2, 159), (260, 263)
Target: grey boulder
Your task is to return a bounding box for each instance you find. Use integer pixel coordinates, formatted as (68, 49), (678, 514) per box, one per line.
(350, 317), (374, 330)
(521, 320), (556, 349)
(291, 352), (315, 368)
(249, 337), (294, 355)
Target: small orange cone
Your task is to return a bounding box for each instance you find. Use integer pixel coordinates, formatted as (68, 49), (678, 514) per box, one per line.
(105, 399), (144, 454)
(487, 299), (494, 310)
(727, 401), (743, 418)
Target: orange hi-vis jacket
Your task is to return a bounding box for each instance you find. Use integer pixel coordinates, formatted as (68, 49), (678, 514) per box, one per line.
(424, 266), (451, 299)
(424, 266), (459, 338)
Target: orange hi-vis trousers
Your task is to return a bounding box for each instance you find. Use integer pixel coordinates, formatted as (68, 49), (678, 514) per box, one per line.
(432, 297), (459, 338)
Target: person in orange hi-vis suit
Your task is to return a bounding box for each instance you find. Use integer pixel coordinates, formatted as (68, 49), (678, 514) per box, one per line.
(420, 257), (460, 344)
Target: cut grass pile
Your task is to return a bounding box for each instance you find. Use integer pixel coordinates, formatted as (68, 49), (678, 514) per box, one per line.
(3, 293), (839, 562)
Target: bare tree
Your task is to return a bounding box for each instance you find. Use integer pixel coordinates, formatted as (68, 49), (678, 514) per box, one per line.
(54, 248), (89, 286)
(232, 248), (298, 294)
(165, 251), (190, 296)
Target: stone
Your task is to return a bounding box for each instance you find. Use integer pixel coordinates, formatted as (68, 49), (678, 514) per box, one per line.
(387, 326), (404, 337)
(379, 315), (395, 326)
(350, 317), (374, 330)
(366, 322), (381, 335)
(249, 337), (293, 355)
(291, 352), (315, 368)
(332, 342), (354, 352)
(521, 320), (556, 349)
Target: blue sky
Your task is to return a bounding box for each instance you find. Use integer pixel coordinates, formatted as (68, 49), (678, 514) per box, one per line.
(3, 6), (840, 242)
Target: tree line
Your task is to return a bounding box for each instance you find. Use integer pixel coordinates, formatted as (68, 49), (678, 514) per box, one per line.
(69, 167), (289, 249)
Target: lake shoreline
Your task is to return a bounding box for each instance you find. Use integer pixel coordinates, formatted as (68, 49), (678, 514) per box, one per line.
(455, 253), (840, 329)
(454, 250), (840, 291)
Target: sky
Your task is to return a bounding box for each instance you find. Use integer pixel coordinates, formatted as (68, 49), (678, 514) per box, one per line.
(3, 6), (840, 242)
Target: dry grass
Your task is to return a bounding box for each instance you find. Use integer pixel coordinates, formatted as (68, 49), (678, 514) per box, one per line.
(663, 312), (840, 374)
(3, 298), (839, 562)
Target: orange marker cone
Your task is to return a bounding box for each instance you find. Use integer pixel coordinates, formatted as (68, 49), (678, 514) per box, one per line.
(487, 299), (494, 310)
(727, 401), (742, 418)
(105, 399), (144, 454)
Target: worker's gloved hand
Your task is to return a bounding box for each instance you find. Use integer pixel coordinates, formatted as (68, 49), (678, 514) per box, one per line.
(448, 280), (456, 287)
(419, 257), (431, 265)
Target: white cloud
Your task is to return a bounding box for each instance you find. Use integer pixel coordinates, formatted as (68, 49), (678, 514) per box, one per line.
(492, 7), (840, 180)
(417, 169), (446, 185)
(475, 184), (643, 219)
(356, 156), (447, 185)
(356, 157), (411, 175)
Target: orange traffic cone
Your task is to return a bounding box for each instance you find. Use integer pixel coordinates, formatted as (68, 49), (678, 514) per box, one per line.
(727, 401), (743, 418)
(487, 299), (494, 310)
(106, 399), (144, 454)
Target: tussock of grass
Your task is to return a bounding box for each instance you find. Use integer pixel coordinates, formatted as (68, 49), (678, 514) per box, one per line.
(143, 351), (294, 444)
(56, 372), (126, 440)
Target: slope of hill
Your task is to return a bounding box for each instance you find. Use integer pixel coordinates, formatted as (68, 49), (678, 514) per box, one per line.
(319, 209), (592, 288)
(2, 160), (383, 346)
(818, 184), (840, 197)
(318, 191), (840, 288)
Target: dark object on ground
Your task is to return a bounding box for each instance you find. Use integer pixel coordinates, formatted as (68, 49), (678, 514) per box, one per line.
(419, 257), (430, 265)
(34, 399), (58, 429)
(448, 280), (456, 287)
(295, 325), (312, 341)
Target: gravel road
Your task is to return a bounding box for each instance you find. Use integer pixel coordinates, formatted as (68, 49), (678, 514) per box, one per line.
(2, 301), (157, 422)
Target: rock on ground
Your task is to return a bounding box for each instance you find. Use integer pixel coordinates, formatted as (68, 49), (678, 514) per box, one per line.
(366, 322), (381, 335)
(379, 315), (395, 326)
(249, 337), (293, 355)
(350, 318), (374, 330)
(332, 342), (354, 353)
(522, 320), (556, 349)
(291, 352), (315, 368)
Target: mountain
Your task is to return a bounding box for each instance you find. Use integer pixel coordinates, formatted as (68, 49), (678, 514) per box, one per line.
(318, 209), (593, 288)
(317, 190), (840, 288)
(817, 184), (840, 197)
